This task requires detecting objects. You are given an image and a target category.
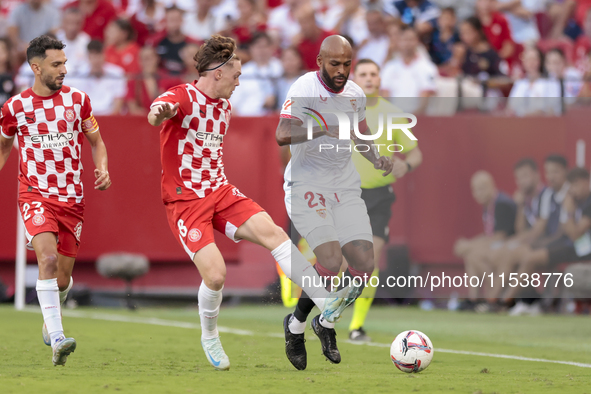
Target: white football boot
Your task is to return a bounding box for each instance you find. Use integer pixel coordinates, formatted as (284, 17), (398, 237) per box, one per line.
(52, 336), (77, 366)
(201, 337), (230, 371)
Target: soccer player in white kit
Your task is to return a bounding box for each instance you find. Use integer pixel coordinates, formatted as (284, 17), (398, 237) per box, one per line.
(276, 35), (393, 370)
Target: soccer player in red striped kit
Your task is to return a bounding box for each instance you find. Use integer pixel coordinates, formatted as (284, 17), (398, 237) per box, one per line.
(147, 35), (353, 371)
(0, 35), (111, 366)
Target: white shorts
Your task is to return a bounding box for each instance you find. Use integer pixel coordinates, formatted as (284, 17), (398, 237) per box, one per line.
(284, 182), (373, 251)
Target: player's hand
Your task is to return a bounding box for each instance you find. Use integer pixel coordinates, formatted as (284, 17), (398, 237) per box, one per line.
(155, 103), (180, 122)
(513, 190), (525, 206)
(374, 156), (393, 177)
(390, 156), (408, 178)
(323, 125), (341, 139)
(94, 169), (111, 190)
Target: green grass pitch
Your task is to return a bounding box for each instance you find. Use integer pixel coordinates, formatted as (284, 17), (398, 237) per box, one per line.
(1, 305), (590, 393)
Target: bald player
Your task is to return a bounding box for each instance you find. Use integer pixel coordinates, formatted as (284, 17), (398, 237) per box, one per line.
(454, 171), (517, 306)
(276, 35), (393, 370)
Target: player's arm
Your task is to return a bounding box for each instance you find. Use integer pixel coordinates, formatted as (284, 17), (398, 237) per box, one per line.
(392, 146), (423, 179)
(275, 117), (338, 146)
(0, 103), (16, 171)
(562, 194), (591, 240)
(0, 134), (14, 172)
(562, 214), (591, 241)
(148, 103), (181, 127)
(352, 119), (393, 176)
(85, 130), (111, 191)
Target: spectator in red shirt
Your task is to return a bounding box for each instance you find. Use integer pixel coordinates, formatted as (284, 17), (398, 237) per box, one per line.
(224, 0), (267, 48)
(126, 46), (179, 115)
(65, 0), (118, 41)
(476, 0), (518, 70)
(104, 18), (141, 75)
(294, 3), (332, 70)
(574, 8), (591, 73)
(129, 0), (166, 46)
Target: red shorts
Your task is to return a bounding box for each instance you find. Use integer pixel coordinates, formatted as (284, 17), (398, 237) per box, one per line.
(164, 183), (264, 259)
(18, 191), (85, 258)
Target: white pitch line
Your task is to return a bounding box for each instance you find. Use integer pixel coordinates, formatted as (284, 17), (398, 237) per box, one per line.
(21, 308), (591, 369)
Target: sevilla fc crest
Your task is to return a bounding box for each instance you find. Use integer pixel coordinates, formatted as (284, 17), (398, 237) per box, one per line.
(350, 99), (357, 111)
(316, 209), (327, 219)
(32, 214), (45, 226)
(64, 108), (76, 122)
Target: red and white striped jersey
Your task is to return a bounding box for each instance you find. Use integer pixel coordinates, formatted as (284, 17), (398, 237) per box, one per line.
(151, 82), (231, 202)
(0, 86), (99, 204)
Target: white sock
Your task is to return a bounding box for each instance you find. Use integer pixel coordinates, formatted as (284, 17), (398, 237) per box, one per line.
(59, 277), (73, 306)
(198, 281), (222, 340)
(36, 279), (64, 346)
(272, 241), (330, 308)
(319, 314), (335, 329)
(288, 315), (306, 334)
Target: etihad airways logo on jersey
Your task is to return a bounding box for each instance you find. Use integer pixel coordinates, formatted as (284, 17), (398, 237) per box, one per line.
(193, 130), (223, 149)
(304, 108), (417, 153)
(28, 132), (75, 149)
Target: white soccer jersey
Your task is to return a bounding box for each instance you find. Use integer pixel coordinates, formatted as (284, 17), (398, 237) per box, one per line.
(280, 71), (367, 192)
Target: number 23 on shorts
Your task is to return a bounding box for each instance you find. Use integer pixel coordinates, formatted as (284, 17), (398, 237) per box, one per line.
(22, 201), (46, 226)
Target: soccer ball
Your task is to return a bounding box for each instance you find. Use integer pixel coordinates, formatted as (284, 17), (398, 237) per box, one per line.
(390, 330), (434, 373)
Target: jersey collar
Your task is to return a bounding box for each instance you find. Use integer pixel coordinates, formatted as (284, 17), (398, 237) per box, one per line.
(316, 71), (344, 94)
(194, 83), (222, 105)
(27, 86), (64, 100)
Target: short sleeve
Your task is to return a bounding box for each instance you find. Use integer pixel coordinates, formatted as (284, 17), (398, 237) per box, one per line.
(80, 94), (99, 134)
(0, 102), (17, 139)
(494, 201), (517, 236)
(357, 94), (366, 123)
(279, 79), (312, 122)
(151, 85), (187, 118)
(393, 117), (417, 152)
(418, 62), (438, 94)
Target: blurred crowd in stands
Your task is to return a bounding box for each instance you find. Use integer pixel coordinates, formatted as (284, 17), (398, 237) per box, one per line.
(3, 0), (591, 115)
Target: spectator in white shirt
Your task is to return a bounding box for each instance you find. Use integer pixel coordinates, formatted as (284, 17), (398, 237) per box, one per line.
(181, 0), (228, 41)
(381, 25), (438, 114)
(508, 47), (561, 116)
(276, 46), (305, 108)
(231, 32), (283, 116)
(56, 7), (91, 77)
(356, 9), (390, 66)
(267, 0), (301, 48)
(321, 0), (369, 46)
(8, 0), (61, 54)
(545, 47), (583, 102)
(68, 40), (127, 115)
